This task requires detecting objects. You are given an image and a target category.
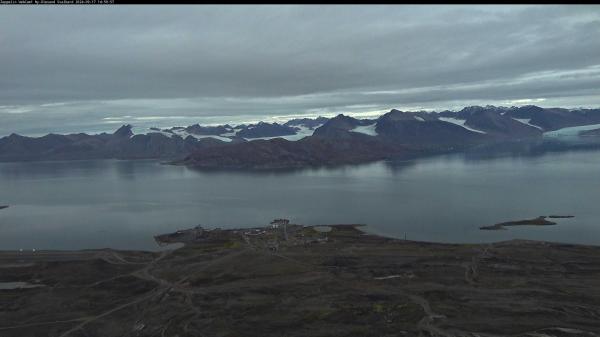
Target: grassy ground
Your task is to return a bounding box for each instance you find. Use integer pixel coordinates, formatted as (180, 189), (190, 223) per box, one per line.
(1, 226), (600, 337)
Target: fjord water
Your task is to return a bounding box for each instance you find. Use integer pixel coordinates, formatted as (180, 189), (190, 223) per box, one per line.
(1, 149), (600, 250)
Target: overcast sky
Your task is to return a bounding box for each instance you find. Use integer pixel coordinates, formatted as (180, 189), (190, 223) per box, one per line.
(1, 5), (600, 136)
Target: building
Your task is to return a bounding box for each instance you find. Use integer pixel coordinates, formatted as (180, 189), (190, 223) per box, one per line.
(270, 218), (290, 226)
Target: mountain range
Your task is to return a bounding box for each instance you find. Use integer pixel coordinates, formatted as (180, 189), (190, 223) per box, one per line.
(2, 105), (600, 169)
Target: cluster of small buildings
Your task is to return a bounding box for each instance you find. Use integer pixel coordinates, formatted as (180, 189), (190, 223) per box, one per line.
(155, 218), (329, 249)
(240, 219), (329, 251)
(243, 229), (268, 236)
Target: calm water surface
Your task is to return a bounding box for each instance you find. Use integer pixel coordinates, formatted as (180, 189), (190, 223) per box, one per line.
(1, 149), (600, 250)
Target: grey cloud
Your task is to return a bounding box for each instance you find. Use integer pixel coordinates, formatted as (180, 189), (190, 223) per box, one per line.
(1, 5), (600, 136)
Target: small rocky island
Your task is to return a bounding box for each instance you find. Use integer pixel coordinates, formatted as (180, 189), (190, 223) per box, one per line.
(1, 219), (599, 336)
(480, 215), (573, 230)
(479, 215), (571, 230)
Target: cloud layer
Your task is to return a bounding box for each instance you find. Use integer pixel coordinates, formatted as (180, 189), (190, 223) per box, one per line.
(1, 5), (600, 135)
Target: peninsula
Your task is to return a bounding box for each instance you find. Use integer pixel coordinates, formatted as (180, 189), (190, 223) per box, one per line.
(1, 220), (599, 336)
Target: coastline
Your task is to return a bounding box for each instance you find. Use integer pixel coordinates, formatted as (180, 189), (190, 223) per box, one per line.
(1, 224), (600, 336)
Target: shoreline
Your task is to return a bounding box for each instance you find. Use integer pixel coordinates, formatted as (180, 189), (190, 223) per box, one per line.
(1, 222), (600, 336)
(0, 221), (597, 255)
(0, 214), (593, 254)
(1, 136), (599, 171)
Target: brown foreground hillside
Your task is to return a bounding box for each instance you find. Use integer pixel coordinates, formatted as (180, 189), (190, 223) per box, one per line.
(1, 224), (599, 337)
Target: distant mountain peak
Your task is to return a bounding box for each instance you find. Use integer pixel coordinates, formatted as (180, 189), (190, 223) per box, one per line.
(114, 124), (134, 138)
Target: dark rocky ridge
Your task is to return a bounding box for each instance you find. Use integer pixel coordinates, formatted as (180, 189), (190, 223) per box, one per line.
(312, 114), (375, 138)
(164, 120), (319, 140)
(2, 105), (600, 168)
(375, 109), (486, 147)
(444, 105), (600, 131)
(380, 109), (438, 122)
(184, 124), (233, 136)
(182, 106), (600, 169)
(504, 104), (547, 119)
(463, 108), (542, 138)
(235, 122), (299, 138)
(454, 105), (510, 119)
(284, 116), (330, 129)
(529, 108), (600, 131)
(179, 132), (404, 169)
(0, 125), (225, 162)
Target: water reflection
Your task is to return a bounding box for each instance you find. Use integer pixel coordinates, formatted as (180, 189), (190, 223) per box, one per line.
(1, 138), (600, 251)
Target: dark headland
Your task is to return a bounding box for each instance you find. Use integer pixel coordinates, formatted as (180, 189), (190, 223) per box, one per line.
(1, 221), (599, 336)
